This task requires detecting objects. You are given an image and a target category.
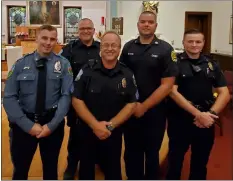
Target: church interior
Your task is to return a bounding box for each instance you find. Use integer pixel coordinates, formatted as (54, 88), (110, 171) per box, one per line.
(1, 0), (232, 180)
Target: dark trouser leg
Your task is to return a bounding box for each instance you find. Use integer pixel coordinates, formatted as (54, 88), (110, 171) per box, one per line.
(166, 117), (191, 180)
(189, 126), (215, 180)
(10, 125), (38, 180)
(64, 124), (80, 179)
(144, 109), (166, 180)
(78, 125), (96, 180)
(39, 121), (64, 180)
(101, 128), (123, 180)
(124, 118), (144, 180)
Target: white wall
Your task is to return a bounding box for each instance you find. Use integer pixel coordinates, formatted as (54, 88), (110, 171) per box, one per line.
(1, 1), (107, 44)
(118, 1), (232, 55)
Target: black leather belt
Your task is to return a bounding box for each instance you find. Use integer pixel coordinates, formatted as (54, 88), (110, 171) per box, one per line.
(23, 107), (57, 124)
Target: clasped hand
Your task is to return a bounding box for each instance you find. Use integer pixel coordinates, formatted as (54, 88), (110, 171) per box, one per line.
(29, 123), (51, 138)
(92, 121), (111, 140)
(193, 112), (219, 128)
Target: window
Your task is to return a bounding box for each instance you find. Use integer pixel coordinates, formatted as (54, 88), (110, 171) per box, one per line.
(7, 6), (26, 44)
(63, 7), (82, 44)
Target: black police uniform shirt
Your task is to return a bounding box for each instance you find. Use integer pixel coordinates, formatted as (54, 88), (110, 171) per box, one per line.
(60, 39), (100, 79)
(120, 36), (179, 102)
(169, 52), (227, 116)
(73, 60), (138, 122)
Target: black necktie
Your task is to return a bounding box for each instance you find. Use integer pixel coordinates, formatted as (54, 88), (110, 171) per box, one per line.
(35, 58), (47, 115)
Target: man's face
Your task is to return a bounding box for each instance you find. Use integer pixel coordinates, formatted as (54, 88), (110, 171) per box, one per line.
(100, 33), (121, 63)
(78, 20), (95, 42)
(36, 29), (57, 55)
(137, 13), (157, 37)
(183, 33), (205, 54)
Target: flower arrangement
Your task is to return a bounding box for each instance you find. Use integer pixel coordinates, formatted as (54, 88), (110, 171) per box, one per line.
(15, 32), (28, 39)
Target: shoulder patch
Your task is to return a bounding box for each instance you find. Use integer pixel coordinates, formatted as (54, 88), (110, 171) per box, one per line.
(7, 63), (16, 78)
(171, 50), (177, 62)
(68, 64), (73, 76)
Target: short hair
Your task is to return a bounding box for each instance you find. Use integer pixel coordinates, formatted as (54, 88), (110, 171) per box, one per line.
(38, 24), (57, 34)
(100, 30), (121, 46)
(183, 29), (205, 40)
(78, 18), (94, 27)
(139, 11), (157, 22)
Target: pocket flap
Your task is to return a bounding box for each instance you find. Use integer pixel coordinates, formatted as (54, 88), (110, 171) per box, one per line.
(49, 74), (62, 79)
(17, 73), (35, 81)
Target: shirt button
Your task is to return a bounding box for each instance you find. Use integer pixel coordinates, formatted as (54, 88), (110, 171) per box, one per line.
(24, 77), (26, 79)
(91, 90), (93, 92)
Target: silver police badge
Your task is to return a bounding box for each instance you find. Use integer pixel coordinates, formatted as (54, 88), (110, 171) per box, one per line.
(54, 60), (61, 73)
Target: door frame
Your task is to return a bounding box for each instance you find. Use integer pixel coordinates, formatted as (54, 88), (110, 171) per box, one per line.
(184, 11), (212, 54)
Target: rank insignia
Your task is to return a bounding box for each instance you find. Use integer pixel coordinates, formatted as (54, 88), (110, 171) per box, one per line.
(208, 62), (213, 71)
(171, 50), (177, 62)
(122, 78), (127, 88)
(54, 60), (61, 73)
(7, 64), (15, 78)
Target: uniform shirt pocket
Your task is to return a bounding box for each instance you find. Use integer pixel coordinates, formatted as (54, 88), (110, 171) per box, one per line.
(49, 74), (62, 90)
(17, 73), (36, 94)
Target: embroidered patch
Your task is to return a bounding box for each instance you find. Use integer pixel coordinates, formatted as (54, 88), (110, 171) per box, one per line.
(171, 50), (177, 62)
(7, 64), (16, 78)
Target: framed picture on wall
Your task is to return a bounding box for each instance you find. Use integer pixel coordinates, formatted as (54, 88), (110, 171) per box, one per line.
(28, 28), (37, 39)
(230, 16), (232, 44)
(27, 1), (61, 26)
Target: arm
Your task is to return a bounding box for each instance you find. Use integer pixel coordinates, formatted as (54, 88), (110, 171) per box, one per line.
(143, 47), (179, 110)
(110, 73), (137, 128)
(47, 62), (73, 132)
(169, 85), (201, 117)
(3, 61), (35, 133)
(72, 97), (99, 129)
(143, 77), (175, 110)
(211, 87), (230, 114)
(210, 64), (231, 114)
(109, 103), (136, 128)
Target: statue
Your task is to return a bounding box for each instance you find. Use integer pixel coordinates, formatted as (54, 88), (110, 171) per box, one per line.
(142, 1), (159, 14)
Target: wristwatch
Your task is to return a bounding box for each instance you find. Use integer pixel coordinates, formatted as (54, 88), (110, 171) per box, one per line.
(209, 109), (217, 116)
(106, 122), (115, 131)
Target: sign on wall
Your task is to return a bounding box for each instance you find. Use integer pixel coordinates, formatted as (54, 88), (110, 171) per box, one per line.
(112, 17), (123, 35)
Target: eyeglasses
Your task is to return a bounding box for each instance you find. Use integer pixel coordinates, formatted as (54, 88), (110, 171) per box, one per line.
(78, 27), (94, 31)
(101, 43), (120, 49)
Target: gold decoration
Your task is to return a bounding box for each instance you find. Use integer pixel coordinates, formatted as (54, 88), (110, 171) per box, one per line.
(142, 1), (159, 14)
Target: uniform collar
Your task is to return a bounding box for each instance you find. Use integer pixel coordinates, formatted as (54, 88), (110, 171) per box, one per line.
(77, 39), (100, 48)
(34, 51), (54, 62)
(179, 52), (208, 64)
(94, 60), (122, 76)
(134, 35), (159, 45)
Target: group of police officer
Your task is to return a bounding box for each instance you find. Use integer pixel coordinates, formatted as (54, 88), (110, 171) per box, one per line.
(3, 10), (230, 180)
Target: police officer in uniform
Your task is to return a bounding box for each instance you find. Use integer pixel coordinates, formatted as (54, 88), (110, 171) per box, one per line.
(3, 25), (73, 180)
(166, 29), (230, 180)
(120, 11), (178, 180)
(72, 31), (137, 180)
(60, 18), (101, 179)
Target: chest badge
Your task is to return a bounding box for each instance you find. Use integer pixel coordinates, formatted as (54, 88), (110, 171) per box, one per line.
(122, 78), (127, 88)
(54, 60), (61, 73)
(208, 62), (213, 71)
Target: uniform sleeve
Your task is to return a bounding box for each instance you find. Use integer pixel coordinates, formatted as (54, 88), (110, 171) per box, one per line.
(161, 46), (179, 78)
(72, 68), (88, 100)
(119, 44), (129, 66)
(3, 61), (35, 133)
(47, 61), (73, 132)
(212, 62), (227, 88)
(127, 74), (138, 103)
(59, 44), (72, 62)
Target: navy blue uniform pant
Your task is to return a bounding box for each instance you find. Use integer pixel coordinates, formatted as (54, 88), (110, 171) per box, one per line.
(166, 115), (215, 180)
(9, 119), (64, 180)
(78, 123), (123, 180)
(123, 106), (166, 180)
